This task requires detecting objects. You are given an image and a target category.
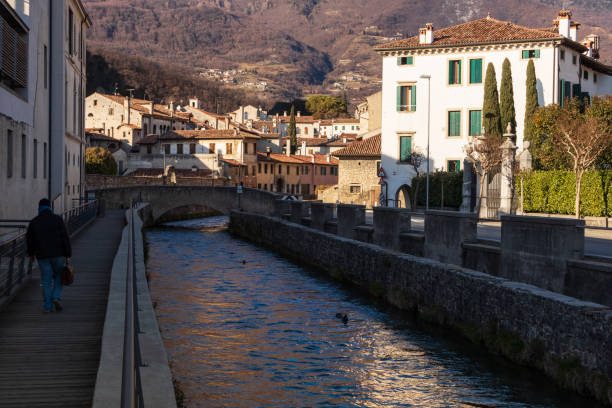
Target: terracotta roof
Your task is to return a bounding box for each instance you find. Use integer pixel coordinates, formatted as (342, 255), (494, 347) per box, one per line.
(375, 17), (566, 50)
(87, 132), (119, 142)
(137, 135), (158, 145)
(298, 137), (329, 146)
(294, 154), (339, 165)
(260, 133), (282, 139)
(159, 130), (260, 140)
(117, 123), (141, 129)
(220, 158), (245, 166)
(257, 152), (308, 164)
(333, 134), (381, 158)
(326, 137), (357, 147)
(187, 106), (229, 120)
(331, 118), (360, 124)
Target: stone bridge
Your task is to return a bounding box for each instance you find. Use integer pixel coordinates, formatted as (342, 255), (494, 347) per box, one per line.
(88, 186), (279, 224)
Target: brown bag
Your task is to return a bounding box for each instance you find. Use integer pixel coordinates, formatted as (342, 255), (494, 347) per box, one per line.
(62, 261), (75, 286)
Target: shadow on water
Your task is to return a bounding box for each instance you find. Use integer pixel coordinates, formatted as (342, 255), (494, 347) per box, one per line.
(146, 216), (604, 408)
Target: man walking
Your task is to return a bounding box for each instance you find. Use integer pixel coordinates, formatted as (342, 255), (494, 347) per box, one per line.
(26, 199), (72, 313)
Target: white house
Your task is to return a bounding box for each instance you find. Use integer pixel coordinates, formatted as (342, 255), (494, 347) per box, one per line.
(375, 11), (612, 207)
(0, 0), (91, 221)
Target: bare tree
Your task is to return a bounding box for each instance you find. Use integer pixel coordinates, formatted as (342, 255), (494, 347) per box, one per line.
(550, 98), (612, 218)
(464, 134), (504, 217)
(407, 150), (426, 209)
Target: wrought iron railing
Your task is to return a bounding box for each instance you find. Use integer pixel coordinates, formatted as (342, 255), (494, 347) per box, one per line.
(0, 200), (99, 310)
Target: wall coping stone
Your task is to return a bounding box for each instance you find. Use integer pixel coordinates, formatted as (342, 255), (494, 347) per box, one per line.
(337, 204), (366, 209)
(567, 258), (612, 274)
(501, 214), (586, 226)
(426, 210), (477, 219)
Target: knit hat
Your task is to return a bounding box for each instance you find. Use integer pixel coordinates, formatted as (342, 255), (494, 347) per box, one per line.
(38, 198), (51, 208)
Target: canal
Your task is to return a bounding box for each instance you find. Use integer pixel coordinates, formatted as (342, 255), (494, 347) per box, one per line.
(146, 217), (600, 408)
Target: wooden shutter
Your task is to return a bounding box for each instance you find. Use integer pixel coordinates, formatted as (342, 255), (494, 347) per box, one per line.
(396, 86), (402, 111)
(400, 136), (412, 161)
(534, 50), (540, 58)
(457, 60), (462, 84)
(410, 85), (416, 111)
(564, 81), (571, 104)
(448, 111), (460, 136)
(469, 110), (482, 136)
(572, 84), (581, 99)
(522, 50), (529, 59)
(397, 57), (402, 65)
(407, 56), (413, 65)
(448, 60), (454, 84)
(470, 59), (482, 83)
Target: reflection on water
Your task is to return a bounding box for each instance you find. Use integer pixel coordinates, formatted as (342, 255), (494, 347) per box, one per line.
(146, 220), (600, 408)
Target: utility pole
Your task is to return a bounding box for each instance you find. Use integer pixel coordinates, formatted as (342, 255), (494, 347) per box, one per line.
(420, 74), (431, 211)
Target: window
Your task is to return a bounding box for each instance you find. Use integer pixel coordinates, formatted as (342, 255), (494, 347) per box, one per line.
(305, 166), (309, 175)
(68, 8), (74, 55)
(164, 144), (170, 154)
(447, 160), (461, 173)
(258, 163), (261, 173)
(209, 143), (216, 153)
(305, 127), (309, 135)
(93, 99), (97, 106)
(469, 110), (482, 136)
(108, 108), (113, 115)
(146, 145), (152, 154)
(448, 111), (461, 137)
(252, 165), (256, 176)
(258, 184), (262, 189)
(189, 143), (196, 154)
(153, 125), (156, 134)
(177, 144), (183, 154)
(278, 165), (282, 175)
(20, 134), (26, 178)
(44, 45), (48, 89)
(594, 73), (598, 83)
(399, 135), (412, 162)
(33, 139), (37, 178)
(572, 55), (577, 65)
(448, 60), (461, 84)
(397, 56), (414, 66)
(0, 9), (28, 90)
(584, 70), (589, 80)
(286, 165), (290, 174)
(350, 185), (361, 194)
(43, 142), (47, 179)
(522, 50), (540, 59)
(6, 130), (13, 178)
(295, 166), (299, 175)
(560, 79), (572, 106)
(264, 164), (268, 174)
(396, 85), (416, 112)
(469, 59), (482, 84)
(226, 143), (233, 154)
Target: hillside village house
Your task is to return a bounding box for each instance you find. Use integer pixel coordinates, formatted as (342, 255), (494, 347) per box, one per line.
(85, 92), (193, 145)
(256, 151), (338, 197)
(131, 129), (259, 187)
(375, 10), (612, 207)
(356, 91), (382, 135)
(183, 97), (232, 130)
(230, 105), (268, 124)
(0, 0), (91, 220)
(319, 118), (361, 138)
(318, 133), (382, 208)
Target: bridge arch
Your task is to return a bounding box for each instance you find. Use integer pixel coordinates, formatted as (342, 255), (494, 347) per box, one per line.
(89, 186), (279, 225)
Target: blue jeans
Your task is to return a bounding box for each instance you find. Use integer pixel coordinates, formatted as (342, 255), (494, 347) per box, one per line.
(37, 257), (65, 311)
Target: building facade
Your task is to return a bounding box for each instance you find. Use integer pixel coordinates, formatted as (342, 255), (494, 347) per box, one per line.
(0, 0), (91, 222)
(375, 11), (612, 207)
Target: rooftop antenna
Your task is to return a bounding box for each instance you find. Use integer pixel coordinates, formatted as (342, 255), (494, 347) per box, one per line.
(113, 83), (119, 95)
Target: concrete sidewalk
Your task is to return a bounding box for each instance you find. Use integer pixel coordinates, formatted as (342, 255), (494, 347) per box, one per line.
(0, 211), (124, 408)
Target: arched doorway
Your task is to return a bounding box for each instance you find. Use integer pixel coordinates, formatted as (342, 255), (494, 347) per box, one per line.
(394, 185), (412, 209)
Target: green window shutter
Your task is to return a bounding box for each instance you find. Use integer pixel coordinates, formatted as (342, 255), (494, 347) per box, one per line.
(407, 56), (413, 65)
(448, 111), (460, 136)
(565, 81), (571, 103)
(457, 160), (461, 172)
(457, 60), (462, 84)
(396, 86), (402, 111)
(572, 83), (581, 98)
(469, 110), (482, 136)
(534, 49), (540, 58)
(560, 79), (565, 106)
(470, 59), (482, 83)
(410, 85), (417, 111)
(522, 50), (529, 59)
(449, 60), (454, 84)
(401, 136), (412, 161)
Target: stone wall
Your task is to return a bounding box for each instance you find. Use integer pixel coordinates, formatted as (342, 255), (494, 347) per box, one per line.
(229, 211), (612, 406)
(319, 158), (380, 208)
(86, 174), (230, 190)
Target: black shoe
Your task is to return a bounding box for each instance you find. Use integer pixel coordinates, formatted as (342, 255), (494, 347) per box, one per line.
(52, 299), (63, 312)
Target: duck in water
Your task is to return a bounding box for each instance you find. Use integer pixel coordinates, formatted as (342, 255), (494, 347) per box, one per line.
(335, 313), (348, 324)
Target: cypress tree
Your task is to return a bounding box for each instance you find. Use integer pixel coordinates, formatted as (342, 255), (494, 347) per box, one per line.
(483, 62), (502, 137)
(341, 91), (348, 113)
(288, 105), (297, 154)
(524, 59), (538, 142)
(499, 58), (516, 134)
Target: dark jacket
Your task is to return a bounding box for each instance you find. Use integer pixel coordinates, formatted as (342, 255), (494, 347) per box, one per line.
(26, 211), (72, 259)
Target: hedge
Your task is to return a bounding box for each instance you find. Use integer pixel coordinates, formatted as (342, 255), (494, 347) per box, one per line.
(411, 171), (463, 209)
(516, 170), (612, 217)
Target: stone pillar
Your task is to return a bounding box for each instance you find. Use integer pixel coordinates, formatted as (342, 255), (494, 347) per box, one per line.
(373, 207), (411, 250)
(274, 199), (290, 218)
(499, 135), (517, 215)
(500, 215), (585, 292)
(310, 202), (334, 231)
(337, 204), (365, 239)
(424, 210), (477, 265)
(289, 201), (309, 224)
(460, 158), (473, 213)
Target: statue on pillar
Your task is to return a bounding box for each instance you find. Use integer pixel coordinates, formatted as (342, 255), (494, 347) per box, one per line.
(499, 123), (517, 215)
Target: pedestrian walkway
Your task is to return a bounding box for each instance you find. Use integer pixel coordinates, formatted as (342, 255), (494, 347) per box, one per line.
(0, 211), (125, 408)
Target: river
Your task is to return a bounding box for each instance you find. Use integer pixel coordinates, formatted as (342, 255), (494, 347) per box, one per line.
(146, 216), (601, 408)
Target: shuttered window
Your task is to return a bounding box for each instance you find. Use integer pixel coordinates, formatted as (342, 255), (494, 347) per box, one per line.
(397, 56), (413, 65)
(560, 79), (572, 106)
(396, 85), (416, 111)
(469, 110), (482, 136)
(399, 136), (412, 162)
(0, 11), (28, 89)
(448, 60), (461, 84)
(469, 59), (482, 84)
(448, 111), (461, 137)
(522, 50), (540, 59)
(447, 160), (461, 173)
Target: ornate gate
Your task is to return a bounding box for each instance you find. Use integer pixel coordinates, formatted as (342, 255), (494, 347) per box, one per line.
(486, 171), (501, 219)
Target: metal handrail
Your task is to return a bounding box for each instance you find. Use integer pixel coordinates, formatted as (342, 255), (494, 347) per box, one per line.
(121, 202), (144, 408)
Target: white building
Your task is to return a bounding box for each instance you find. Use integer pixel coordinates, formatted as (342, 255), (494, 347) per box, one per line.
(375, 11), (612, 207)
(0, 0), (91, 221)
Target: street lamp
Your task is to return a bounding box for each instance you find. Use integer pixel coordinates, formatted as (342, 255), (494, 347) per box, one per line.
(420, 74), (431, 211)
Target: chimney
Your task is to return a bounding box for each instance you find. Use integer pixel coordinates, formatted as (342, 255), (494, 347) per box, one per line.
(225, 117), (230, 129)
(145, 102), (153, 115)
(283, 110), (287, 117)
(569, 22), (579, 41)
(247, 120), (253, 129)
(583, 34), (600, 59)
(425, 23), (434, 44)
(301, 140), (306, 154)
(169, 101), (174, 113)
(266, 146), (271, 158)
(123, 97), (130, 125)
(297, 111), (301, 117)
(286, 139), (291, 156)
(419, 28), (426, 44)
(557, 10), (571, 38)
(326, 154), (331, 163)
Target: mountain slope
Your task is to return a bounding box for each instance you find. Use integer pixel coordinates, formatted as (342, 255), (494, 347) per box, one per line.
(84, 0), (612, 101)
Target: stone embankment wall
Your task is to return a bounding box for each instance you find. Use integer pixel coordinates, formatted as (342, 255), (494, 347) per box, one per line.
(93, 205), (176, 408)
(230, 210), (612, 406)
(86, 174), (230, 190)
